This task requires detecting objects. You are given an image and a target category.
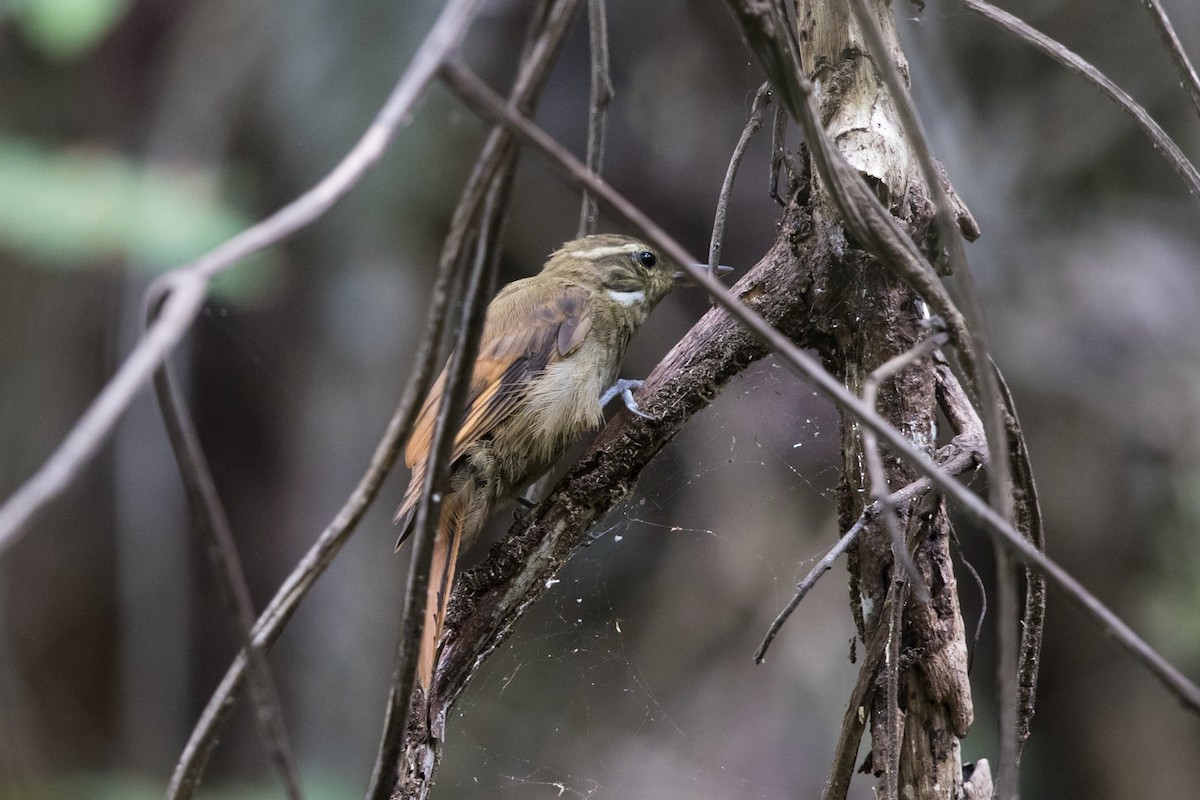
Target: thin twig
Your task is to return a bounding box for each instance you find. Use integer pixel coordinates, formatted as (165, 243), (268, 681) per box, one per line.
(438, 59), (1200, 715)
(1144, 0), (1200, 121)
(578, 0), (613, 236)
(710, 82), (771, 271)
(990, 360), (1046, 764)
(147, 302), (305, 800)
(957, 0), (1200, 199)
(882, 577), (906, 800)
(994, 542), (1019, 798)
(0, 0), (484, 558)
(822, 581), (907, 800)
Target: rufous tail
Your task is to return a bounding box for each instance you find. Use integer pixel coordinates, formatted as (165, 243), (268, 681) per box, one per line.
(417, 508), (464, 689)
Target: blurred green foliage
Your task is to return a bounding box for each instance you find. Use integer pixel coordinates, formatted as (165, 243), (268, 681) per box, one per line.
(7, 0), (131, 60)
(0, 137), (276, 301)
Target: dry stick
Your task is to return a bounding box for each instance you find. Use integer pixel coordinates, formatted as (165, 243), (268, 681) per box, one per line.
(396, 182), (501, 777)
(988, 361), (1046, 764)
(1144, 0), (1200, 121)
(882, 579), (906, 800)
(438, 60), (1200, 714)
(844, 1), (1020, 790)
(768, 102), (789, 206)
(369, 4), (585, 793)
(578, 0), (613, 236)
(957, 0), (1200, 198)
(0, 0), (483, 558)
(860, 332), (950, 602)
(366, 247), (477, 800)
(709, 82), (771, 272)
(147, 312), (305, 800)
(168, 221), (463, 800)
(994, 540), (1020, 797)
(755, 419), (985, 663)
(822, 580), (910, 800)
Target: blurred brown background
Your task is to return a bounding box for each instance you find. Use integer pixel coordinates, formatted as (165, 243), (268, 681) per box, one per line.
(1, 1), (1199, 798)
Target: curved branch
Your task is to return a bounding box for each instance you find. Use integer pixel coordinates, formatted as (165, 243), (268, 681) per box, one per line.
(958, 0), (1200, 199)
(0, 0), (484, 557)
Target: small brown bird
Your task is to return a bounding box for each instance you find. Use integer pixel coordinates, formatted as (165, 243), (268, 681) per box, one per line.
(395, 233), (725, 690)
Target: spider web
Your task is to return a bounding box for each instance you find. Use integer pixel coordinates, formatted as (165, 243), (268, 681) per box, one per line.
(425, 358), (872, 799)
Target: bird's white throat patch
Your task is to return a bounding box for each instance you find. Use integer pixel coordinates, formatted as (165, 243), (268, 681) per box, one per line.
(606, 289), (645, 306)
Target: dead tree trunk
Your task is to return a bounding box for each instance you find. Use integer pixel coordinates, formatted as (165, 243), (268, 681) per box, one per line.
(796, 1), (975, 796)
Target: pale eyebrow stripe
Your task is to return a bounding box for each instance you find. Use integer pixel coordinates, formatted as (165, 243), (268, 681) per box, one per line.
(570, 243), (642, 260)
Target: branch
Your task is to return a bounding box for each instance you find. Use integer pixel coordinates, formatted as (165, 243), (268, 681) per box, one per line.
(578, 0), (613, 236)
(0, 0), (484, 557)
(148, 299), (304, 800)
(1144, 0), (1200, 120)
(957, 0), (1200, 199)
(709, 82), (771, 272)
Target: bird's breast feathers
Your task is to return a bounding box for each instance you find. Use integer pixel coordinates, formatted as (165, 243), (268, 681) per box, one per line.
(517, 337), (613, 457)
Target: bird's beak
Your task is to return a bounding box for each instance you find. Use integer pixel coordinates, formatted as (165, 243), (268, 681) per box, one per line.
(674, 263), (734, 285)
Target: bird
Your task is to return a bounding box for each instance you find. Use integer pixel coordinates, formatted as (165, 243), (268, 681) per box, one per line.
(394, 233), (727, 691)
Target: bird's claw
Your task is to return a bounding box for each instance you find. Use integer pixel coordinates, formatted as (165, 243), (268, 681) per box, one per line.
(600, 378), (653, 420)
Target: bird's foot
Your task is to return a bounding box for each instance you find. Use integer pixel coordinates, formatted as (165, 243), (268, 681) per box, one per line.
(512, 495), (536, 524)
(600, 378), (653, 420)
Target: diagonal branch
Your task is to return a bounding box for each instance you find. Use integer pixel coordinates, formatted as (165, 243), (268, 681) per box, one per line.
(1143, 0), (1200, 120)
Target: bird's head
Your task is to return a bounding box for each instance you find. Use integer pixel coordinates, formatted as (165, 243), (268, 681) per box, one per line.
(542, 234), (679, 314)
(542, 233), (728, 317)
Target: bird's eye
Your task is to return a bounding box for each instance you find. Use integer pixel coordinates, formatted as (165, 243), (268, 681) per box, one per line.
(636, 250), (657, 268)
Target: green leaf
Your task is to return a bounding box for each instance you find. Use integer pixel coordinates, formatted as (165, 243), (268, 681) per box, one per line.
(0, 137), (277, 302)
(13, 0), (133, 60)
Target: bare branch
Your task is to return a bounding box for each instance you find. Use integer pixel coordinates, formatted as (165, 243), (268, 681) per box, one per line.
(994, 542), (1019, 799)
(147, 305), (305, 800)
(1144, 0), (1200, 120)
(438, 58), (1200, 715)
(578, 0), (613, 236)
(709, 82), (771, 272)
(0, 0), (485, 557)
(957, 0), (1200, 199)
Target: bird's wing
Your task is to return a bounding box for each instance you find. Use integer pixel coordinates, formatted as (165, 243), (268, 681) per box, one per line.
(394, 281), (592, 538)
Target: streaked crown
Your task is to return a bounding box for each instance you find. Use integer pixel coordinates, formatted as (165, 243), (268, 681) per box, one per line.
(542, 234), (677, 310)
